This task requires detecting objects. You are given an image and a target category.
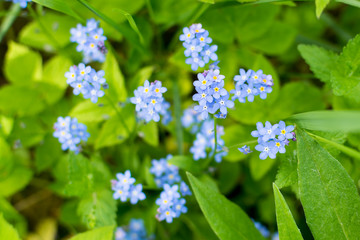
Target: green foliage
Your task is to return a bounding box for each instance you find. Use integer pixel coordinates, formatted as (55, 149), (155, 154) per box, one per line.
(187, 172), (265, 240)
(0, 214), (21, 240)
(70, 225), (114, 240)
(296, 128), (360, 239)
(273, 183), (303, 240)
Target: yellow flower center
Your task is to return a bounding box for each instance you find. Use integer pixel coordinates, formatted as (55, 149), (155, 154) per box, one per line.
(144, 88), (149, 93)
(254, 75), (258, 80)
(155, 88), (160, 93)
(213, 76), (217, 80)
(202, 80), (207, 85)
(187, 33), (191, 37)
(151, 99), (156, 104)
(71, 73), (75, 78)
(276, 142), (281, 147)
(80, 71), (85, 75)
(263, 79), (267, 83)
(77, 84), (82, 88)
(200, 37), (204, 41)
(214, 87), (219, 92)
(90, 43), (95, 48)
(165, 211), (170, 216)
(94, 35), (99, 39)
(260, 87), (265, 91)
(201, 93), (206, 98)
(281, 130), (286, 134)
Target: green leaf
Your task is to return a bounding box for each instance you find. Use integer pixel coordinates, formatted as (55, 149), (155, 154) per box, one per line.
(113, 8), (144, 44)
(35, 134), (62, 172)
(297, 128), (360, 239)
(4, 41), (42, 85)
(288, 110), (360, 132)
(95, 105), (135, 149)
(331, 34), (360, 97)
(138, 121), (159, 147)
(32, 0), (83, 21)
(0, 214), (20, 240)
(0, 85), (46, 116)
(19, 13), (78, 51)
(186, 172), (266, 240)
(70, 225), (114, 240)
(0, 197), (27, 236)
(77, 190), (116, 229)
(273, 183), (303, 240)
(275, 143), (298, 193)
(64, 153), (94, 197)
(0, 115), (14, 137)
(70, 100), (115, 123)
(249, 21), (297, 55)
(298, 44), (338, 84)
(167, 155), (202, 173)
(0, 167), (33, 197)
(102, 49), (127, 102)
(315, 0), (330, 18)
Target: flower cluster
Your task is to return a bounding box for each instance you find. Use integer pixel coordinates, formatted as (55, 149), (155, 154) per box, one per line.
(179, 23), (218, 71)
(150, 155), (192, 196)
(181, 106), (203, 134)
(115, 219), (152, 240)
(111, 170), (146, 205)
(190, 119), (227, 163)
(53, 117), (89, 153)
(251, 121), (295, 160)
(130, 80), (171, 123)
(65, 63), (107, 103)
(11, 0), (31, 7)
(155, 184), (188, 223)
(70, 18), (107, 63)
(230, 68), (274, 103)
(193, 69), (234, 119)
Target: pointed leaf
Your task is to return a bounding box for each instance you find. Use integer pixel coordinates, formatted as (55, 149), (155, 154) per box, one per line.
(186, 172), (265, 240)
(70, 225), (114, 240)
(297, 128), (360, 239)
(0, 214), (20, 240)
(273, 183), (303, 240)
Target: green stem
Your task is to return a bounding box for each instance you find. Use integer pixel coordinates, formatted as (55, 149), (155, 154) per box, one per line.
(226, 140), (258, 150)
(173, 77), (184, 155)
(306, 131), (360, 161)
(201, 117), (218, 168)
(105, 96), (130, 135)
(0, 4), (21, 43)
(320, 13), (352, 44)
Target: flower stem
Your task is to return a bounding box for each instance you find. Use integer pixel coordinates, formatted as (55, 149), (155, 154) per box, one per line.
(226, 140), (258, 150)
(173, 77), (184, 155)
(0, 4), (21, 43)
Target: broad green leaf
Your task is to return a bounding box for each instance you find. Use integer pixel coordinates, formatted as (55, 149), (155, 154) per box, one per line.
(0, 166), (33, 197)
(9, 117), (46, 147)
(0, 197), (27, 236)
(297, 128), (360, 239)
(0, 85), (45, 116)
(77, 190), (116, 229)
(249, 21), (297, 55)
(218, 162), (241, 195)
(0, 214), (20, 240)
(64, 153), (94, 197)
(4, 41), (42, 85)
(70, 100), (115, 123)
(95, 105), (135, 149)
(315, 0), (330, 18)
(0, 115), (14, 136)
(35, 134), (62, 172)
(168, 155), (202, 173)
(43, 56), (72, 89)
(70, 225), (114, 240)
(19, 13), (77, 51)
(307, 131), (360, 160)
(129, 66), (154, 92)
(102, 49), (127, 102)
(0, 138), (13, 180)
(273, 183), (303, 240)
(275, 143), (298, 194)
(187, 172), (266, 240)
(138, 121), (159, 147)
(331, 34), (360, 96)
(298, 44), (338, 84)
(288, 110), (360, 132)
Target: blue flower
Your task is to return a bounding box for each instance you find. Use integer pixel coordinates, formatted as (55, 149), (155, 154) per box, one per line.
(70, 19), (107, 63)
(130, 80), (170, 123)
(212, 95), (235, 115)
(231, 68), (274, 102)
(253, 220), (270, 238)
(65, 63), (107, 103)
(11, 0), (31, 8)
(111, 171), (146, 204)
(155, 184), (187, 223)
(180, 23), (217, 71)
(273, 139), (286, 154)
(261, 121), (279, 142)
(255, 141), (277, 160)
(238, 145), (252, 154)
(53, 116), (89, 153)
(115, 219), (150, 240)
(180, 181), (192, 196)
(150, 155), (181, 187)
(275, 121), (295, 141)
